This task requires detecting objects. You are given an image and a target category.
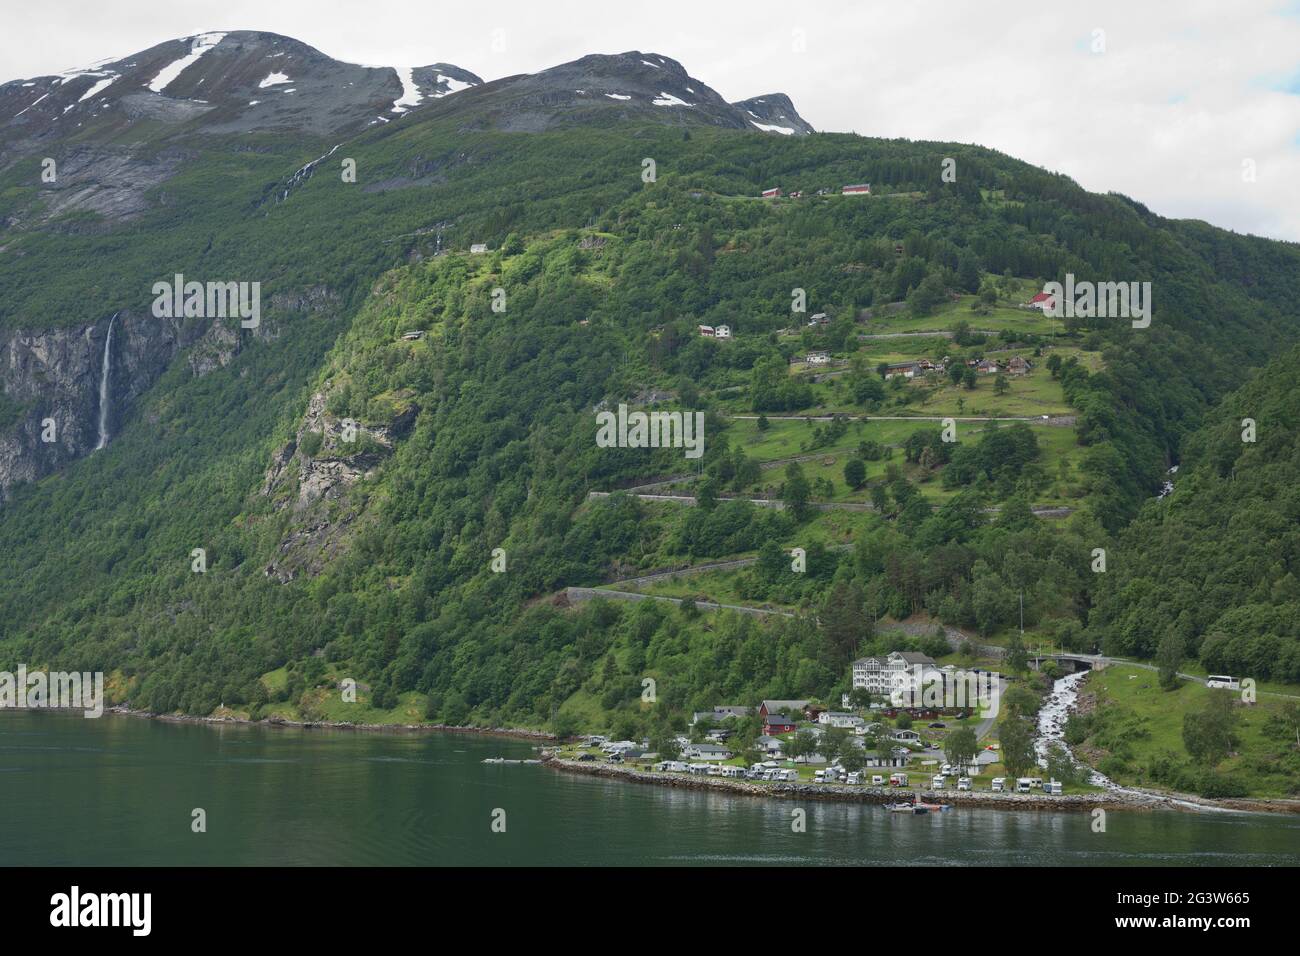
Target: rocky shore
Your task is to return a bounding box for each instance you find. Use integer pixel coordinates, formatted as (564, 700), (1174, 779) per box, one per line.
(542, 755), (1161, 812)
(543, 755), (1300, 814)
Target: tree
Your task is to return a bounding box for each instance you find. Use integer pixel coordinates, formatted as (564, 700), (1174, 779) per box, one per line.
(844, 457), (867, 489)
(697, 476), (719, 513)
(957, 251), (982, 294)
(874, 733), (894, 764)
(821, 579), (872, 665)
(993, 372), (1009, 396)
(944, 725), (979, 770)
(839, 745), (866, 772)
(756, 413), (770, 432)
(1155, 630), (1184, 691)
(652, 733), (682, 760)
(908, 272), (948, 316)
(821, 726), (850, 764)
(790, 728), (819, 761)
(782, 462), (812, 521)
(962, 367), (978, 389)
(998, 716), (1037, 778)
(1264, 701), (1300, 751)
(1183, 692), (1240, 765)
(1006, 631), (1028, 674)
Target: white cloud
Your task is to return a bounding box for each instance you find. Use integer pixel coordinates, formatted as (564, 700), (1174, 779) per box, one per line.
(4, 0), (1299, 239)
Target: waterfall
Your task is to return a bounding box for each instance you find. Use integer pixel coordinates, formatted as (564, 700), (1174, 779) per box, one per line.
(94, 314), (116, 450)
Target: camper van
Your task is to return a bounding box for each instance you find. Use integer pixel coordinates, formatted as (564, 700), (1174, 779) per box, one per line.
(889, 773), (909, 787)
(845, 772), (863, 785)
(957, 777), (972, 791)
(1016, 778), (1033, 793)
(1206, 675), (1241, 690)
(871, 775), (885, 786)
(1044, 780), (1063, 795)
(931, 774), (947, 789)
(991, 777), (1006, 792)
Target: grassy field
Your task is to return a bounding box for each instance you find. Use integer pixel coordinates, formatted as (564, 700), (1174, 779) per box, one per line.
(1073, 665), (1300, 798)
(717, 414), (1086, 509)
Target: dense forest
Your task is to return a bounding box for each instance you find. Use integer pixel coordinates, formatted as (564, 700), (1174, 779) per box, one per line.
(3, 105), (1300, 747)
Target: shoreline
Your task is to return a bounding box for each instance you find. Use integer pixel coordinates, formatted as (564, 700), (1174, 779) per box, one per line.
(94, 704), (558, 742)
(541, 755), (1300, 815)
(8, 706), (1296, 814)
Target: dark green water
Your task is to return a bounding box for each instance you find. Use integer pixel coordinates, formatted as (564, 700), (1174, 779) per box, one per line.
(2, 711), (1297, 866)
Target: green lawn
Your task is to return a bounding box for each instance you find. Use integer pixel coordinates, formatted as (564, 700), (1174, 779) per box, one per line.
(1074, 665), (1299, 798)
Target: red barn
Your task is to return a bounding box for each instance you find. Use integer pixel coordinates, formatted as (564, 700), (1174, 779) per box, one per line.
(841, 183), (871, 195)
(761, 187), (782, 198)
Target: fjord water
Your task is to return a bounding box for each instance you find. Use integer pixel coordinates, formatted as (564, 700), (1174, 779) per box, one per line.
(2, 711), (1296, 866)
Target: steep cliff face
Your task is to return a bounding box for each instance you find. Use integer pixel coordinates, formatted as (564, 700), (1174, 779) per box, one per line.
(0, 313), (188, 496)
(0, 284), (341, 501)
(0, 311), (230, 500)
(260, 386), (416, 582)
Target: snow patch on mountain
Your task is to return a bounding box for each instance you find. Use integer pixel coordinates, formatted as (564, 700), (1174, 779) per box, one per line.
(258, 72), (291, 89)
(653, 91), (692, 107)
(391, 66), (421, 113)
(147, 32), (226, 93)
(78, 75), (118, 102)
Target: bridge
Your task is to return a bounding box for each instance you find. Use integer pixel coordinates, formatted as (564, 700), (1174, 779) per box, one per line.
(1028, 653), (1107, 674)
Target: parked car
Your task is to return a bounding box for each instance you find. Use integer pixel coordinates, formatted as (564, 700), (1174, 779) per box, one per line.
(929, 722), (946, 728)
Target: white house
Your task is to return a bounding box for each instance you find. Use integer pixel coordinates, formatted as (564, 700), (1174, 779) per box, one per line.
(714, 324), (731, 339)
(890, 729), (922, 744)
(817, 712), (866, 730)
(683, 743), (733, 761)
(806, 351), (830, 365)
(470, 243), (488, 254)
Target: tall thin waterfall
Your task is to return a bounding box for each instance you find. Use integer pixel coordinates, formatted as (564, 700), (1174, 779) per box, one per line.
(94, 313), (117, 450)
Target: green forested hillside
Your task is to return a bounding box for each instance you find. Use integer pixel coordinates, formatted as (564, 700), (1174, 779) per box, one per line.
(1092, 344), (1300, 680)
(3, 105), (1300, 739)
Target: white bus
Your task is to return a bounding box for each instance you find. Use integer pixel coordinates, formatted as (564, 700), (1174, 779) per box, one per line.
(1206, 675), (1240, 690)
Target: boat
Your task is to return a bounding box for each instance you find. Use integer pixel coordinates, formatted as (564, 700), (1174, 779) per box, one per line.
(915, 802), (951, 812)
(886, 801), (928, 814)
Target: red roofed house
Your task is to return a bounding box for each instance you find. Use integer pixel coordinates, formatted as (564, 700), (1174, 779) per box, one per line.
(761, 187), (782, 199)
(841, 183), (871, 195)
(763, 714), (798, 735)
(1027, 291), (1057, 313)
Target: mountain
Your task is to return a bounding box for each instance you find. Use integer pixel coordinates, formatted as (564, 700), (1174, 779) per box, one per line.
(1, 30), (1299, 759)
(731, 93), (815, 135)
(0, 30), (484, 145)
(396, 51), (815, 135)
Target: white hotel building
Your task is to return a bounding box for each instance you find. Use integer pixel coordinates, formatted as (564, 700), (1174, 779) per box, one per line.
(852, 651), (940, 702)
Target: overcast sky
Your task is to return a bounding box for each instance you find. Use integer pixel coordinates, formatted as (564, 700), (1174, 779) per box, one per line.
(7, 0), (1300, 241)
